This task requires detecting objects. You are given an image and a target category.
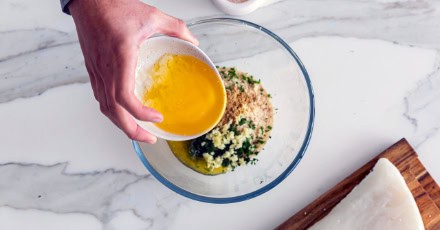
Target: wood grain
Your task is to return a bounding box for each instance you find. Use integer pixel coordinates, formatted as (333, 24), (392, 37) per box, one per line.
(276, 138), (440, 230)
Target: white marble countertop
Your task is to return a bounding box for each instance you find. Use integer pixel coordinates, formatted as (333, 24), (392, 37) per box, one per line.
(1, 0), (440, 229)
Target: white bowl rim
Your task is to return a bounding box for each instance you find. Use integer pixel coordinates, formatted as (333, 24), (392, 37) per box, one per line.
(134, 36), (227, 141)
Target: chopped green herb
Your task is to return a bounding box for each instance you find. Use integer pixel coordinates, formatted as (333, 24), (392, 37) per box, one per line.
(247, 120), (256, 129)
(239, 85), (245, 92)
(238, 118), (247, 125)
(222, 158), (231, 167)
(229, 124), (238, 134)
(260, 126), (264, 134)
(248, 77), (261, 84)
(240, 74), (261, 85)
(267, 94), (272, 98)
(227, 68), (237, 80)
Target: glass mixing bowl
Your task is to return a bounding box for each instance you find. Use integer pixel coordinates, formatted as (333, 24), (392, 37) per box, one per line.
(132, 18), (315, 203)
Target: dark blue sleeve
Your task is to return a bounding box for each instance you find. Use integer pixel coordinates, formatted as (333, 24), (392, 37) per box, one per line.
(60, 0), (72, 15)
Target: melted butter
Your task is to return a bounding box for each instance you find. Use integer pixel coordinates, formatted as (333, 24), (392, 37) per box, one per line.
(143, 54), (226, 136)
(167, 141), (225, 175)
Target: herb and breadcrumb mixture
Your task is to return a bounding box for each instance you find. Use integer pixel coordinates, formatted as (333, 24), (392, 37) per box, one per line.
(168, 66), (274, 175)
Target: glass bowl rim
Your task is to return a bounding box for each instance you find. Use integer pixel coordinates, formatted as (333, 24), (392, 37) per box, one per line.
(132, 17), (315, 204)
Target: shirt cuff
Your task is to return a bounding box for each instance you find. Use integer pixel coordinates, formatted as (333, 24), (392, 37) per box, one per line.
(60, 0), (72, 15)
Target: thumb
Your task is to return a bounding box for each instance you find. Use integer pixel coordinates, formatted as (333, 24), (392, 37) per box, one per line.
(155, 12), (199, 45)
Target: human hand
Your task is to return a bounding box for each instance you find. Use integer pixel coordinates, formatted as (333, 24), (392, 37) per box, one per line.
(69, 0), (198, 143)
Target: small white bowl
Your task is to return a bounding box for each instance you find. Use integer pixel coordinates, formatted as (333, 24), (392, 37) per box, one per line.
(134, 36), (225, 141)
(212, 0), (269, 15)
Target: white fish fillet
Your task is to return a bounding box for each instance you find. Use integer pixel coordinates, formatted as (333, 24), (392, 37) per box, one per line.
(309, 158), (424, 230)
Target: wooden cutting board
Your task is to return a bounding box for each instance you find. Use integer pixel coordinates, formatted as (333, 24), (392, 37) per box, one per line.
(277, 138), (440, 230)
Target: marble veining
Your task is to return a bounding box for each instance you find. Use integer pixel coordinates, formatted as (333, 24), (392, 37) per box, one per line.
(0, 28), (86, 103)
(0, 206), (103, 229)
(1, 0), (440, 102)
(404, 57), (440, 148)
(0, 162), (185, 229)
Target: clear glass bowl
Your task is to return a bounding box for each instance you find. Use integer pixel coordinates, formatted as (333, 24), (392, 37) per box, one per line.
(132, 18), (315, 203)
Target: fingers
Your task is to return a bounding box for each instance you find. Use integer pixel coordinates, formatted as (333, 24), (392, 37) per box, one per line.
(131, 125), (157, 144)
(100, 82), (158, 143)
(84, 60), (99, 101)
(113, 44), (164, 123)
(155, 11), (199, 45)
(90, 43), (161, 144)
(99, 77), (158, 144)
(117, 91), (163, 122)
(93, 73), (111, 117)
(112, 106), (158, 144)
